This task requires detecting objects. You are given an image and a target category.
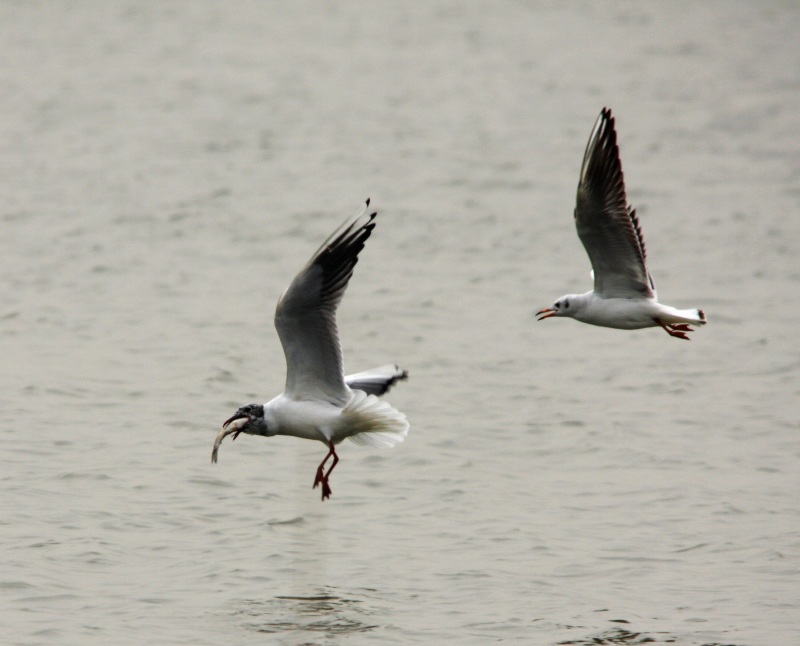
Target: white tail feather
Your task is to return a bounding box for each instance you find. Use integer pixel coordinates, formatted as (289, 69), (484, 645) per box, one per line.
(661, 307), (707, 326)
(340, 390), (409, 448)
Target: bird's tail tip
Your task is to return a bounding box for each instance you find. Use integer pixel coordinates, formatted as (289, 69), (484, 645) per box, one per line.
(343, 391), (409, 448)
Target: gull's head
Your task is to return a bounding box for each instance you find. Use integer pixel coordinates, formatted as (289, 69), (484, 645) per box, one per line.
(222, 404), (267, 436)
(212, 404), (267, 464)
(536, 296), (577, 321)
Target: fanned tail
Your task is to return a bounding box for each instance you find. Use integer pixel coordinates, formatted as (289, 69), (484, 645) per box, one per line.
(340, 390), (409, 448)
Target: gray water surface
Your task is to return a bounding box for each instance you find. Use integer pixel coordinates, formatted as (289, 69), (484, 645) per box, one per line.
(2, 2), (799, 645)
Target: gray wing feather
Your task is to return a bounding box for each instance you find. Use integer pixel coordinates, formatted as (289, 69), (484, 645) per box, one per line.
(345, 364), (408, 396)
(275, 199), (377, 404)
(575, 108), (655, 299)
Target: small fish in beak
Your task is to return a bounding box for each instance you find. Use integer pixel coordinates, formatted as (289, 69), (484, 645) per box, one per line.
(211, 416), (250, 464)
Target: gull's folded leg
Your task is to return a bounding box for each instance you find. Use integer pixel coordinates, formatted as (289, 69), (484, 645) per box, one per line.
(655, 319), (690, 340)
(312, 441), (339, 501)
(321, 479), (333, 501)
(313, 442), (336, 494)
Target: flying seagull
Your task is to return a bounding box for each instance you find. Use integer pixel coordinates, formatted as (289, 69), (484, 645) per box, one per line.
(212, 199), (409, 500)
(536, 108), (706, 340)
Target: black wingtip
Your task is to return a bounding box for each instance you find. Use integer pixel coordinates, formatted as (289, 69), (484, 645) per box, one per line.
(598, 107), (616, 142)
(580, 106), (623, 194)
(599, 107), (615, 130)
(364, 197), (377, 222)
(595, 108), (616, 148)
(384, 367), (409, 394)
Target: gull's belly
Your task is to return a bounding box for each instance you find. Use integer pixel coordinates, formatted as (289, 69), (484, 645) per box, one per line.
(270, 395), (345, 442)
(577, 297), (660, 330)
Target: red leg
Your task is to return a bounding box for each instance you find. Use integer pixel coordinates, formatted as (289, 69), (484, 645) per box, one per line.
(313, 443), (334, 489)
(321, 444), (339, 500)
(320, 479), (333, 500)
(668, 323), (694, 332)
(313, 464), (325, 489)
(313, 441), (338, 500)
(655, 319), (690, 340)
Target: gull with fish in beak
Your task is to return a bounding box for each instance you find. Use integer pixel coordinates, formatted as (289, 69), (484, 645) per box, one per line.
(212, 199), (409, 500)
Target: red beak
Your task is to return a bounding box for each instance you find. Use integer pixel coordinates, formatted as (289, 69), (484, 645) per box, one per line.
(536, 308), (556, 321)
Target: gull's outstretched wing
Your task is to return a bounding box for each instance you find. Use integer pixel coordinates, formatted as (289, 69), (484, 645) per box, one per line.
(275, 199), (377, 405)
(575, 108), (655, 299)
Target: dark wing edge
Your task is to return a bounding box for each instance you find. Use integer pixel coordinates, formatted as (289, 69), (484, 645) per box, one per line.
(275, 199), (377, 402)
(575, 108), (653, 297)
(628, 206), (656, 292)
(345, 364), (408, 396)
(312, 199), (377, 310)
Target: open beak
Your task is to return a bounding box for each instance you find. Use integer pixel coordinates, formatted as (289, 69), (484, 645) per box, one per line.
(223, 412), (248, 429)
(536, 308), (556, 321)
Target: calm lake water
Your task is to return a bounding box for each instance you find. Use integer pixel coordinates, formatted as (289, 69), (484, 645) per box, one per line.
(2, 2), (798, 645)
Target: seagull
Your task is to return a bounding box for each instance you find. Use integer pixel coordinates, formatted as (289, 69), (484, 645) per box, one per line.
(212, 199), (409, 500)
(536, 107), (706, 340)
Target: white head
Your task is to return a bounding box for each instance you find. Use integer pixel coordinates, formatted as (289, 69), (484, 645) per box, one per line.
(536, 294), (585, 321)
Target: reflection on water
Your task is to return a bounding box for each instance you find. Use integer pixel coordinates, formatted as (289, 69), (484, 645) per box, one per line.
(557, 623), (745, 646)
(235, 589), (378, 637)
(558, 625), (674, 645)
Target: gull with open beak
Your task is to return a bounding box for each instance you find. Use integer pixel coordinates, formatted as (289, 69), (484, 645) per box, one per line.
(212, 199), (409, 500)
(536, 108), (706, 340)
